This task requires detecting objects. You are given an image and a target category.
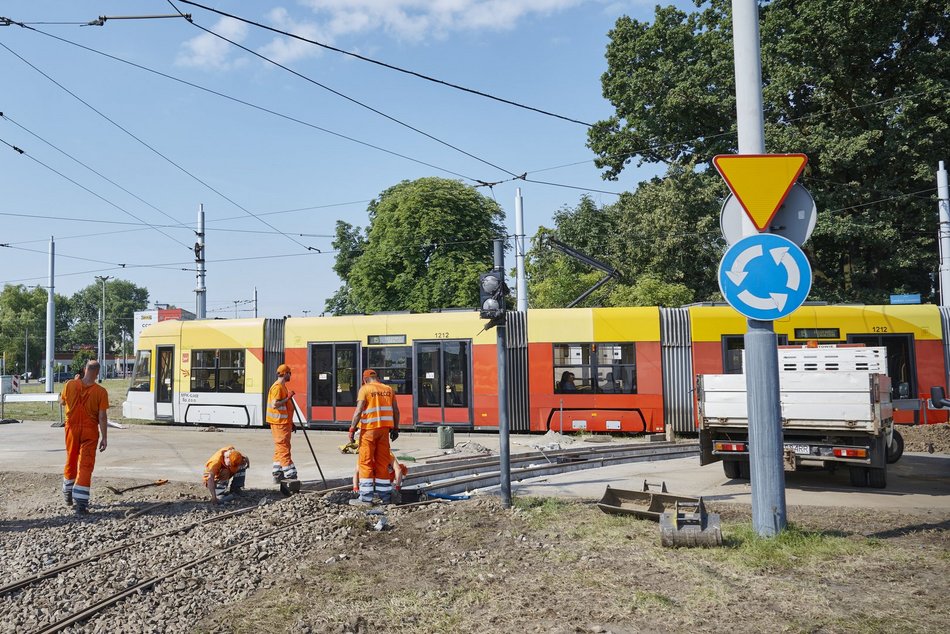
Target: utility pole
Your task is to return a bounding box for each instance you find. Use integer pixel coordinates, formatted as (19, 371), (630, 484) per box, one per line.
(254, 286), (258, 318)
(732, 0), (786, 536)
(24, 326), (28, 381)
(515, 188), (528, 312)
(95, 275), (112, 378)
(938, 161), (950, 307)
(195, 203), (207, 319)
(44, 237), (55, 393)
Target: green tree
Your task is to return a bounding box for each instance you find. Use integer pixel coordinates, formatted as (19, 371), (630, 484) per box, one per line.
(589, 0), (949, 303)
(525, 168), (717, 307)
(72, 349), (96, 374)
(0, 284), (72, 377)
(328, 178), (505, 314)
(67, 279), (148, 354)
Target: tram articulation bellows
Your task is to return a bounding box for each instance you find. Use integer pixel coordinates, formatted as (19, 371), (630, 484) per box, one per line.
(659, 498), (723, 548)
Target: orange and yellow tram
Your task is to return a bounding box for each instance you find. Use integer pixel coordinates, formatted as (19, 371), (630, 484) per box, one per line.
(123, 304), (950, 432)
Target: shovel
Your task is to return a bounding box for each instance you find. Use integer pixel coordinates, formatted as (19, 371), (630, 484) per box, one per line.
(291, 396), (328, 488)
(106, 479), (169, 495)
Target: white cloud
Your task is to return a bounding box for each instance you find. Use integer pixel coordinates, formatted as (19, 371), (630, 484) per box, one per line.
(296, 0), (587, 42)
(176, 17), (249, 70)
(177, 1), (606, 70)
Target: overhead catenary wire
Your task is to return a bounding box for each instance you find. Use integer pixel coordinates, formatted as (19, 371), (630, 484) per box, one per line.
(0, 134), (193, 250)
(0, 112), (186, 227)
(19, 26), (484, 184)
(180, 15), (521, 179)
(14, 21), (636, 201)
(0, 39), (317, 253)
(173, 0), (593, 128)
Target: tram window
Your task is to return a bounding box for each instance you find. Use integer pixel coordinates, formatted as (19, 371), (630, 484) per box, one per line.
(553, 343), (636, 394)
(129, 350), (151, 392)
(443, 341), (469, 407)
(190, 349), (246, 393)
(722, 334), (788, 373)
(415, 343), (441, 406)
(848, 334), (914, 400)
(366, 346), (412, 395)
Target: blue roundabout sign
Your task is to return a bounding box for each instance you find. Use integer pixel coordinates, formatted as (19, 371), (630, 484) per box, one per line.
(718, 233), (812, 321)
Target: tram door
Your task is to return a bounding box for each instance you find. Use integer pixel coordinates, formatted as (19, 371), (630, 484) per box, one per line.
(847, 334), (915, 402)
(309, 343), (359, 424)
(155, 345), (174, 420)
(414, 340), (472, 426)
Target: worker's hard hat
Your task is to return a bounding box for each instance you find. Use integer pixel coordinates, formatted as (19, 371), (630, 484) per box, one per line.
(362, 369), (377, 379)
(226, 449), (245, 469)
(277, 364), (292, 375)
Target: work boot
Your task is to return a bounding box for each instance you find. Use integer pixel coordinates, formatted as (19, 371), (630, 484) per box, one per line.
(218, 493), (234, 504)
(229, 486), (244, 496)
(272, 471), (284, 484)
(64, 491), (73, 507)
(74, 503), (89, 516)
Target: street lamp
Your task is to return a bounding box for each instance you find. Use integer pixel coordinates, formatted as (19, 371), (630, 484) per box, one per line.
(94, 275), (112, 380)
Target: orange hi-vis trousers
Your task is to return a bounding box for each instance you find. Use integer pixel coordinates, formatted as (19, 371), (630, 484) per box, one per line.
(270, 423), (296, 478)
(63, 418), (99, 506)
(357, 427), (392, 503)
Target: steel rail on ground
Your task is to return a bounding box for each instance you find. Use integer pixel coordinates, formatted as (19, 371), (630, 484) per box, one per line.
(15, 441), (697, 632)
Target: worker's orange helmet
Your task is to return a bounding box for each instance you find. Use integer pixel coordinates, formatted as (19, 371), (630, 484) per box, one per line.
(227, 449), (245, 469)
(277, 364), (292, 375)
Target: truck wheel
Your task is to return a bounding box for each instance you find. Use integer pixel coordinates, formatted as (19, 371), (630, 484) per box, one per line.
(738, 460), (751, 480)
(886, 430), (904, 464)
(722, 460), (741, 479)
(868, 465), (887, 488)
(849, 466), (868, 487)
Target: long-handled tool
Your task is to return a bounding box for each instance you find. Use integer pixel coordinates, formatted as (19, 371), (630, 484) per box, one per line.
(291, 396), (327, 488)
(106, 479), (168, 495)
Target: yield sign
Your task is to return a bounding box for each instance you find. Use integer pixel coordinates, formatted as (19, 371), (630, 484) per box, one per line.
(713, 154), (808, 231)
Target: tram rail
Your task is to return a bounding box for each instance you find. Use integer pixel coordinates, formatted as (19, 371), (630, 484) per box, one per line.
(8, 440), (697, 632)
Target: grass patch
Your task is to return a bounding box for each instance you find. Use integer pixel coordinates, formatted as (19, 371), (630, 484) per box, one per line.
(718, 522), (877, 570)
(513, 496), (574, 527)
(4, 378), (152, 424)
(630, 590), (677, 610)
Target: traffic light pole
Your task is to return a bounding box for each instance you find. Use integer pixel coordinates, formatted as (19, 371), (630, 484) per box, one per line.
(494, 238), (512, 508)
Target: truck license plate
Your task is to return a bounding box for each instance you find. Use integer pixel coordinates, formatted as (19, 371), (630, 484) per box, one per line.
(784, 444), (811, 456)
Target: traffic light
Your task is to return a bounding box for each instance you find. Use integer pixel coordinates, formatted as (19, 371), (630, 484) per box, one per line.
(479, 271), (507, 320)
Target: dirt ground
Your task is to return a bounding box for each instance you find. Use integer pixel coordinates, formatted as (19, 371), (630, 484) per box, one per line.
(2, 471), (948, 634)
(901, 423), (950, 453)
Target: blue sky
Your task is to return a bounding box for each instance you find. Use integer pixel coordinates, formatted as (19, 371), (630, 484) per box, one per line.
(0, 0), (692, 318)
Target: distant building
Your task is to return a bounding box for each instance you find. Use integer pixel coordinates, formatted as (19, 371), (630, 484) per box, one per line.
(133, 307), (196, 350)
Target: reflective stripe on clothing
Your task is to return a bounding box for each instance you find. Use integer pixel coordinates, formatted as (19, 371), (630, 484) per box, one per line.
(61, 378), (108, 500)
(266, 381), (293, 425)
(356, 383), (396, 430)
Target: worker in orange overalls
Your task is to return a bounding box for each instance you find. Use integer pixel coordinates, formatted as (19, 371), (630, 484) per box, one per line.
(267, 363), (297, 484)
(351, 450), (408, 497)
(203, 446), (249, 505)
(349, 368), (400, 505)
(60, 360), (109, 516)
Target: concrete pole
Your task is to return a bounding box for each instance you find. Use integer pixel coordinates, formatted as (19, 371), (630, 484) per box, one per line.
(254, 287), (258, 318)
(515, 188), (528, 312)
(44, 237), (55, 393)
(196, 204), (207, 319)
(732, 0), (787, 536)
(937, 161), (950, 307)
(494, 238), (512, 508)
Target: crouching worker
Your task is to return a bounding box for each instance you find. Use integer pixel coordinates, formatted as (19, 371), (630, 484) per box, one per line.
(203, 446), (249, 505)
(351, 450), (408, 500)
